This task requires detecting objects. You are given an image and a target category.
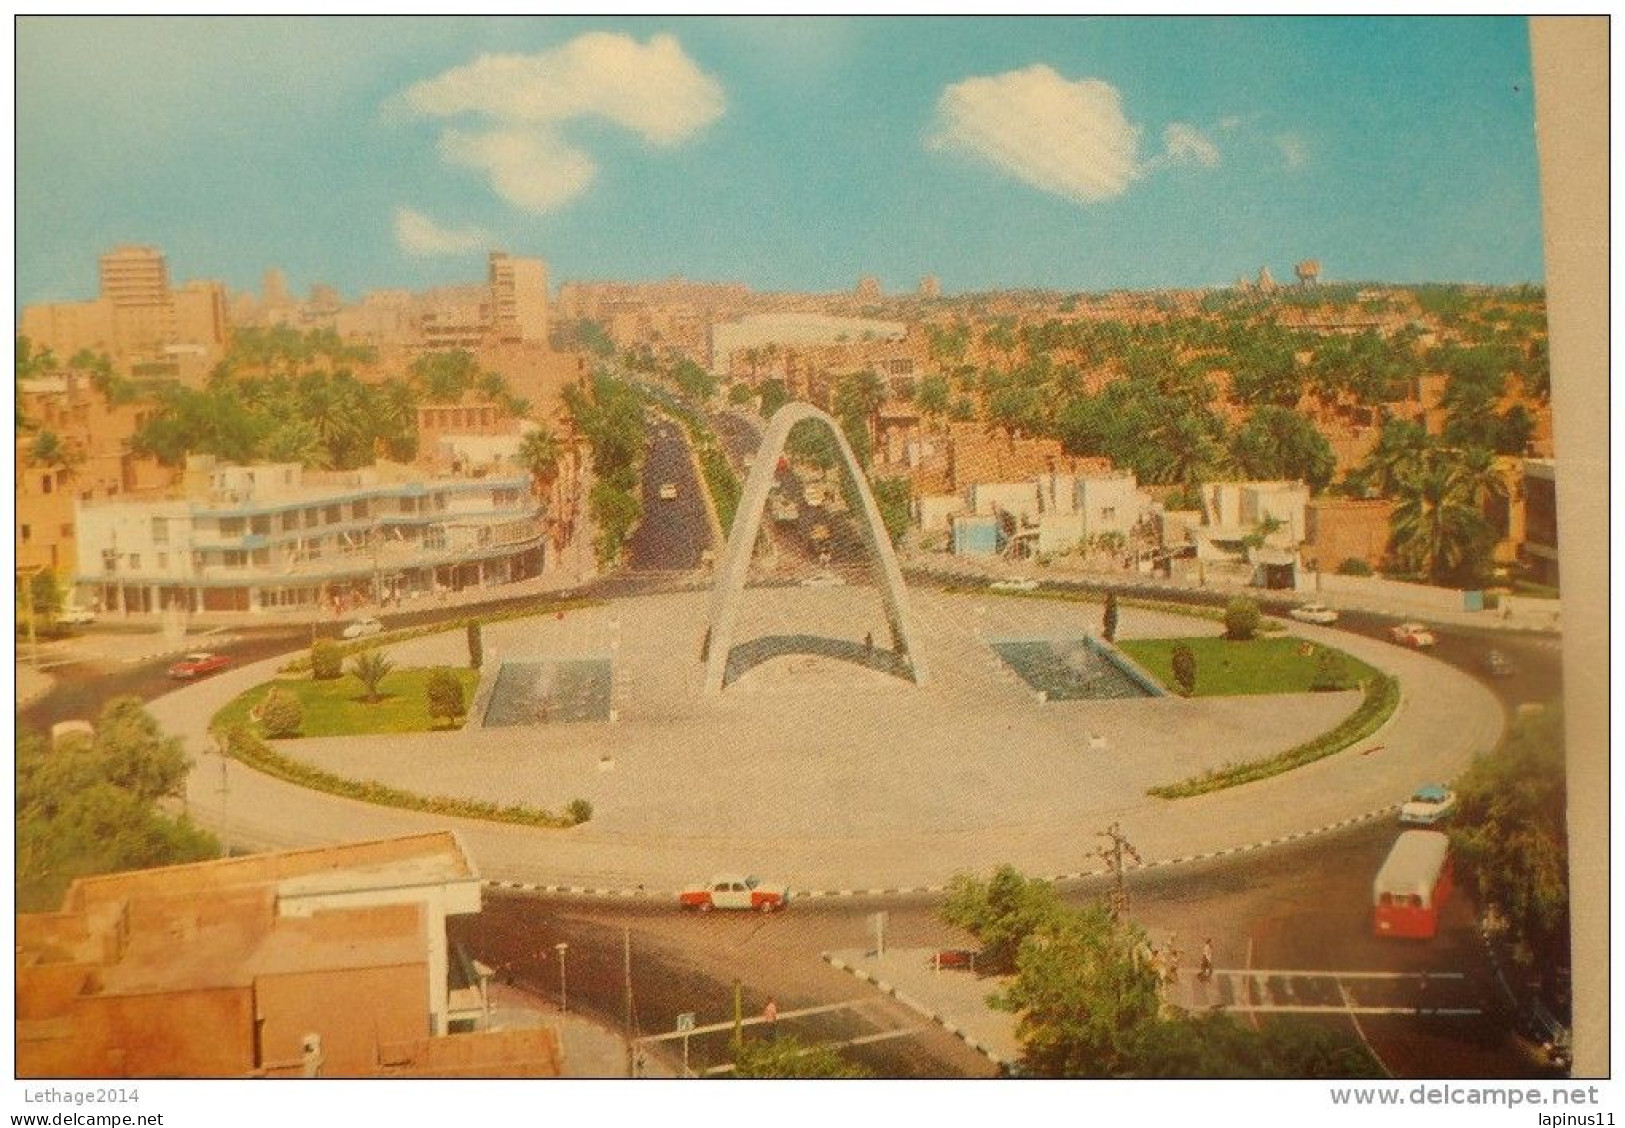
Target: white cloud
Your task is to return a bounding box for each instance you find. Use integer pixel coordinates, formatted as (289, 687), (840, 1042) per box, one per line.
(394, 207), (490, 256)
(399, 32), (724, 214)
(1276, 132), (1309, 170)
(926, 66), (1219, 205)
(1161, 123), (1220, 168)
(440, 127), (597, 214)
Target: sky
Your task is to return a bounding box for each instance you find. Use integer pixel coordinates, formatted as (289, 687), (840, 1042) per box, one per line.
(15, 16), (1548, 307)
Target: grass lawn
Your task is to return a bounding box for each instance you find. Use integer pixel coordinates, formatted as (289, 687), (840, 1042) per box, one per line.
(1115, 636), (1377, 696)
(214, 667), (482, 738)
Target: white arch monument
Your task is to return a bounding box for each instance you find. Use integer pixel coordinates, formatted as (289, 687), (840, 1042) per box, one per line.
(702, 403), (928, 693)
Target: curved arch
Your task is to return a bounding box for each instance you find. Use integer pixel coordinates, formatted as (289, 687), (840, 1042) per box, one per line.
(703, 403), (928, 693)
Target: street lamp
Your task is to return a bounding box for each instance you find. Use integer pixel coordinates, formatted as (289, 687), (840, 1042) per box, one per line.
(555, 942), (569, 1015)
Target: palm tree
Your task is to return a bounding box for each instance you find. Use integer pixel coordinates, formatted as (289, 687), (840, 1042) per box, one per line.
(1388, 459), (1492, 585)
(517, 426), (562, 494)
(349, 649), (395, 704)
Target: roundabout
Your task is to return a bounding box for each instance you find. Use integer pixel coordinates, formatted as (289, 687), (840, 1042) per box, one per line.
(151, 583), (1506, 894)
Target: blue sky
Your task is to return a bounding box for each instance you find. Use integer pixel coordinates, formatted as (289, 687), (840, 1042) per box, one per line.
(16, 16), (1546, 307)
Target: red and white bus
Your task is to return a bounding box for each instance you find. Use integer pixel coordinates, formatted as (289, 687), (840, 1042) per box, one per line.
(1373, 830), (1453, 939)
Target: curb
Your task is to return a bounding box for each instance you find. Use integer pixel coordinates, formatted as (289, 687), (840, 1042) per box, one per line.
(480, 804), (1401, 903)
(822, 952), (1008, 1069)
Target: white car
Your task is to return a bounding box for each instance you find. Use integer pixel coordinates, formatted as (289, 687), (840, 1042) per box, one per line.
(1290, 602), (1339, 625)
(990, 577), (1040, 593)
(59, 605), (98, 626)
(1399, 785), (1458, 826)
(342, 617), (384, 639)
(800, 571), (846, 588)
(659, 482), (678, 501)
(679, 874), (790, 913)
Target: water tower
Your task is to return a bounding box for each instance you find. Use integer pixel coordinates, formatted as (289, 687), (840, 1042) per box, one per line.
(1295, 259), (1321, 286)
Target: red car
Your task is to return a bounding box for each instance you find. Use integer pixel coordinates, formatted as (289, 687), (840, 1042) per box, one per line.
(678, 874), (790, 913)
(168, 651), (231, 679)
(1388, 622), (1438, 649)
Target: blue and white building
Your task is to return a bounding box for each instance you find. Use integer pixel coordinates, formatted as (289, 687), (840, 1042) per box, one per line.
(75, 458), (547, 615)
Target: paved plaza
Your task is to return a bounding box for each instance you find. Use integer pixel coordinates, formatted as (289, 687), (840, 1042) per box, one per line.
(151, 586), (1505, 892)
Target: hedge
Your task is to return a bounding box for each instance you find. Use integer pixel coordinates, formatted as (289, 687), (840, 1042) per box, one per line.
(938, 582), (1287, 632)
(280, 596), (603, 674)
(1147, 674), (1401, 799)
(214, 723), (591, 829)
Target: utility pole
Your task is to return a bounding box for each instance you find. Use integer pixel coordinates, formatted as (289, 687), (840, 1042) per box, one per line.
(1098, 822), (1143, 921)
(622, 926), (637, 1078)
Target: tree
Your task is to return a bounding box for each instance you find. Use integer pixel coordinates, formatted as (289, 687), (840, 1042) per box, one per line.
(350, 649), (395, 703)
(17, 704), (216, 911)
(1126, 1012), (1379, 1078)
(831, 369), (886, 468)
(1223, 597), (1261, 641)
(871, 477), (912, 546)
(517, 427), (562, 493)
(994, 899), (1162, 1078)
(258, 688), (304, 738)
(731, 1034), (871, 1079)
(940, 864), (1065, 974)
(1102, 592), (1119, 642)
(1347, 418), (1432, 498)
(670, 358), (717, 402)
(1231, 406), (1337, 492)
(758, 378), (791, 419)
(425, 669), (466, 729)
(1451, 707), (1568, 968)
(24, 569), (65, 628)
(466, 621), (484, 670)
(28, 430), (84, 483)
(311, 639), (344, 680)
(90, 696), (191, 802)
(913, 373), (951, 420)
(1170, 643), (1197, 696)
(1388, 457), (1495, 586)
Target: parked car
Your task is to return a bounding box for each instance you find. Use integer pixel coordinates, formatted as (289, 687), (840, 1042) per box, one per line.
(168, 652), (231, 679)
(1482, 649), (1518, 678)
(1399, 784), (1458, 826)
(58, 605), (98, 626)
(342, 617), (384, 639)
(659, 482), (679, 501)
(990, 577), (1040, 593)
(800, 572), (846, 588)
(678, 874), (789, 913)
(1289, 601), (1339, 625)
(1389, 622), (1438, 649)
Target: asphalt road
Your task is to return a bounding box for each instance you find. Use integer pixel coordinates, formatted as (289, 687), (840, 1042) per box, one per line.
(456, 815), (1557, 1079)
(625, 418), (714, 572)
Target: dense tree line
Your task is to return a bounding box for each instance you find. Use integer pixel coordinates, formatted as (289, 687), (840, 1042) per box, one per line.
(17, 697), (218, 911)
(129, 338), (530, 471)
(563, 372), (647, 566)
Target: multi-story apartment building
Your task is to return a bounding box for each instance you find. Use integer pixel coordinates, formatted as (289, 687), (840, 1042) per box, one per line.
(20, 245), (229, 379)
(75, 458), (547, 616)
(488, 251), (549, 343)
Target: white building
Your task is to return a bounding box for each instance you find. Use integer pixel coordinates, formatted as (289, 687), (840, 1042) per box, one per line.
(709, 312), (907, 376)
(76, 458), (546, 615)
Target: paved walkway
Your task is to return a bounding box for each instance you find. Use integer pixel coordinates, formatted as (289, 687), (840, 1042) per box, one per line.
(825, 948), (1021, 1068)
(150, 587), (1504, 894)
(482, 982), (676, 1078)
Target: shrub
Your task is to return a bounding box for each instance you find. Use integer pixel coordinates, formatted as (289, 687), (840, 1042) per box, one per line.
(426, 669), (467, 728)
(1170, 643), (1197, 696)
(1311, 649), (1350, 692)
(566, 798), (594, 825)
(258, 688), (304, 739)
(350, 650), (395, 703)
(311, 638), (343, 680)
(1223, 597), (1261, 641)
(467, 621), (483, 670)
(1337, 558), (1374, 577)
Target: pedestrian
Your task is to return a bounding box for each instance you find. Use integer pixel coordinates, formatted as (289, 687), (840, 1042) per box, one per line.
(764, 996), (779, 1042)
(864, 631), (874, 654)
(1199, 938), (1214, 983)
